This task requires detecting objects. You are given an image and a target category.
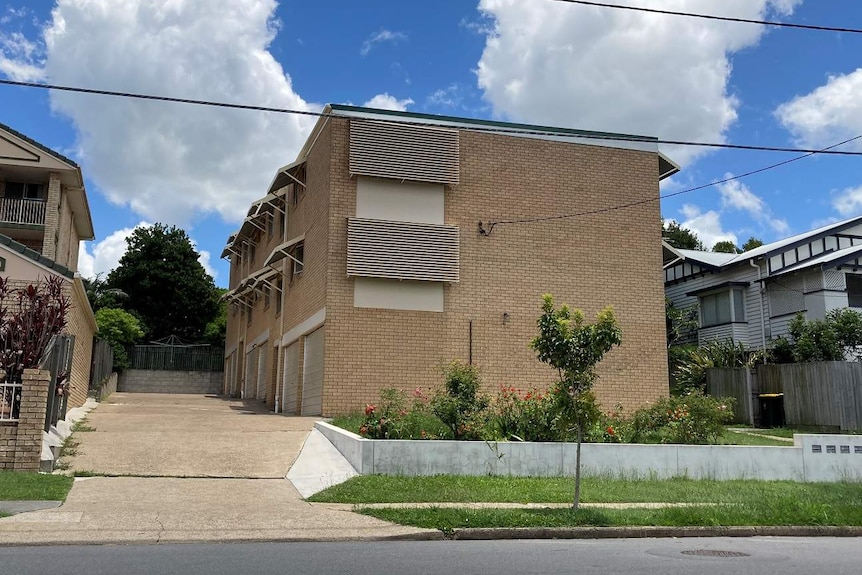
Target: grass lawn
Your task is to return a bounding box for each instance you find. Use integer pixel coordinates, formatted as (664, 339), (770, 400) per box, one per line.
(0, 472), (74, 501)
(310, 475), (862, 529)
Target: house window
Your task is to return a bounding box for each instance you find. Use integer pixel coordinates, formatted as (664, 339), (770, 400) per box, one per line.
(847, 274), (862, 308)
(267, 213), (274, 238)
(263, 286), (271, 309)
(279, 210), (286, 240)
(4, 182), (45, 200)
(292, 242), (304, 276)
(700, 289), (746, 327)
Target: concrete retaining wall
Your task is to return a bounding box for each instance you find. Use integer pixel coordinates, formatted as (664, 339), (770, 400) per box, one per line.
(315, 422), (862, 482)
(118, 370), (223, 394)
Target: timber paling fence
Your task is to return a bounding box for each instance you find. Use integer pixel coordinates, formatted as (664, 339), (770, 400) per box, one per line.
(128, 345), (224, 372)
(707, 362), (862, 431)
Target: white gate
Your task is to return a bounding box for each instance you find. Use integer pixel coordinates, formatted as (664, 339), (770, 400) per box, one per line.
(282, 342), (300, 415)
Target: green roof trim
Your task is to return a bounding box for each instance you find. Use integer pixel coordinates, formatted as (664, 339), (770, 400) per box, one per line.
(0, 120), (79, 168)
(0, 233), (74, 279)
(328, 104), (659, 143)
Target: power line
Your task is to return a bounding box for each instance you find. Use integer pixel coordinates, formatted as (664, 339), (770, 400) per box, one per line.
(2, 78), (862, 157)
(478, 133), (862, 235)
(550, 0), (862, 35)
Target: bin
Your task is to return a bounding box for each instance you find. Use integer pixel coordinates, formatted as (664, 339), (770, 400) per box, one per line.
(758, 393), (785, 428)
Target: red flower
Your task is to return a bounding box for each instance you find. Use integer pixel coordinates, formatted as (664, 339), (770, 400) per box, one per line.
(365, 404), (376, 416)
(606, 426), (615, 436)
(525, 392), (533, 400)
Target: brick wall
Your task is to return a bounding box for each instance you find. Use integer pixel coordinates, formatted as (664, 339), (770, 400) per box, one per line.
(0, 369), (50, 471)
(322, 119), (669, 415)
(41, 173), (61, 260)
(66, 277), (95, 409)
(118, 370), (224, 394)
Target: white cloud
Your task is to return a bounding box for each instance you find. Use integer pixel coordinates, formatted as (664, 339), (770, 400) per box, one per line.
(0, 30), (44, 81)
(363, 93), (414, 111)
(78, 224), (150, 279)
(360, 29), (407, 56)
(78, 222), (217, 280)
(427, 84), (462, 108)
(833, 185), (862, 217)
(35, 0), (318, 226)
(475, 0), (802, 166)
(775, 68), (862, 151)
(717, 176), (789, 234)
(678, 204), (738, 249)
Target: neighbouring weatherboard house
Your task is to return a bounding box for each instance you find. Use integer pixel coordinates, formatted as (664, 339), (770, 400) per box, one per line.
(0, 122), (97, 410)
(664, 215), (862, 349)
(222, 104), (680, 416)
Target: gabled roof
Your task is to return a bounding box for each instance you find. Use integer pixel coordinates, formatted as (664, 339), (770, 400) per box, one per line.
(772, 243), (862, 277)
(666, 214), (862, 273)
(0, 233), (74, 279)
(0, 121), (79, 168)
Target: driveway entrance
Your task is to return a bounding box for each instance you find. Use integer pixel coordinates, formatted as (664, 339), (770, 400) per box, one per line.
(65, 393), (318, 477)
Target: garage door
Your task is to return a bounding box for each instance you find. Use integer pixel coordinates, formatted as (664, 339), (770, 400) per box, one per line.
(282, 342), (300, 415)
(256, 344), (267, 402)
(300, 326), (325, 416)
(244, 348), (257, 399)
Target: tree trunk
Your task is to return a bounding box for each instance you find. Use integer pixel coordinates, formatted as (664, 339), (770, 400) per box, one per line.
(573, 423), (582, 510)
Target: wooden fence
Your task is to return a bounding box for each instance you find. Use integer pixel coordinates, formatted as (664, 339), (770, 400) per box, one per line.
(706, 362), (862, 431)
(706, 368), (751, 424)
(128, 345), (224, 372)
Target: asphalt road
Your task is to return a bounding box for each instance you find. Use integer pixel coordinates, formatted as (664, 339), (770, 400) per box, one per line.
(2, 538), (861, 575)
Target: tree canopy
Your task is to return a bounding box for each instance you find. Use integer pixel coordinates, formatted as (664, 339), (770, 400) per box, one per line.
(106, 224), (219, 342)
(662, 220), (704, 250)
(712, 240), (740, 254)
(741, 237), (764, 252)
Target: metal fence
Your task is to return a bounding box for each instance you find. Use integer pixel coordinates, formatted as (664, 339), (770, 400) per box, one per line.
(0, 380), (22, 423)
(40, 334), (75, 432)
(707, 362), (862, 431)
(89, 339), (114, 401)
(128, 345), (224, 372)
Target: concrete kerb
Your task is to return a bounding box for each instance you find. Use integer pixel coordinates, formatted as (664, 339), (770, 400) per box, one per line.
(448, 526), (862, 540)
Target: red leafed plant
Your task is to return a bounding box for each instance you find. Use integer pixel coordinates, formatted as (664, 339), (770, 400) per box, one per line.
(0, 276), (70, 383)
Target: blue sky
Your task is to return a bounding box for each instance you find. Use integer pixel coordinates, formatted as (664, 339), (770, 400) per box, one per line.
(1, 0), (861, 286)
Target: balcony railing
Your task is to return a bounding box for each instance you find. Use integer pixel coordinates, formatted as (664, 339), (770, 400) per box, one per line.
(0, 197), (47, 226)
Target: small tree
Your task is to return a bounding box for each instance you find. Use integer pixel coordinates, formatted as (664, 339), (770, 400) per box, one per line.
(95, 308), (144, 371)
(431, 361), (489, 440)
(741, 237), (764, 252)
(530, 294), (621, 509)
(0, 276), (70, 382)
(712, 240), (739, 254)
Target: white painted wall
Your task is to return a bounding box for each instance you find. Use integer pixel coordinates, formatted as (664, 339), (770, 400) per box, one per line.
(356, 177), (444, 224)
(354, 277), (443, 312)
(315, 422), (862, 482)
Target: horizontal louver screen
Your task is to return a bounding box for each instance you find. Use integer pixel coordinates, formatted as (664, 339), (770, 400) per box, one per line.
(347, 218), (460, 282)
(349, 120), (460, 184)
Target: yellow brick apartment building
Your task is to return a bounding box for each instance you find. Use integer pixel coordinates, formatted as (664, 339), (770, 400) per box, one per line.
(222, 105), (679, 416)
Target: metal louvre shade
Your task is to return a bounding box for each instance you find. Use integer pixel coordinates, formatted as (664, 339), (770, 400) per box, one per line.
(347, 218), (460, 282)
(349, 120), (460, 184)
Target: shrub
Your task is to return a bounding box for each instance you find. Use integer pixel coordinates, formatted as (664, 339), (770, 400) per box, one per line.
(626, 392), (735, 444)
(0, 276), (70, 382)
(491, 386), (558, 442)
(672, 339), (753, 395)
(774, 309), (862, 363)
(95, 308), (144, 372)
(431, 362), (490, 440)
(359, 388), (449, 440)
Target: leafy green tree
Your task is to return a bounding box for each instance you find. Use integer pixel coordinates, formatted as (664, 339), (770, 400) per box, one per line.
(712, 240), (739, 254)
(202, 289), (228, 346)
(83, 273), (129, 312)
(774, 309), (862, 363)
(741, 237), (764, 252)
(106, 224), (219, 342)
(95, 308), (144, 371)
(530, 294), (622, 509)
(662, 220), (704, 250)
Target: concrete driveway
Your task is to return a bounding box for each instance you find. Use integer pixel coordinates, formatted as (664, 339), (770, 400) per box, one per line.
(0, 393), (433, 544)
(65, 393), (317, 477)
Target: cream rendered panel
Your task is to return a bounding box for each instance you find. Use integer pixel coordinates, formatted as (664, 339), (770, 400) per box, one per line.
(356, 177), (444, 225)
(354, 278), (443, 312)
(354, 177), (446, 312)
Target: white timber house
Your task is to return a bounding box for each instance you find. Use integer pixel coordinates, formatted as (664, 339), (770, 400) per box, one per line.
(664, 215), (862, 349)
